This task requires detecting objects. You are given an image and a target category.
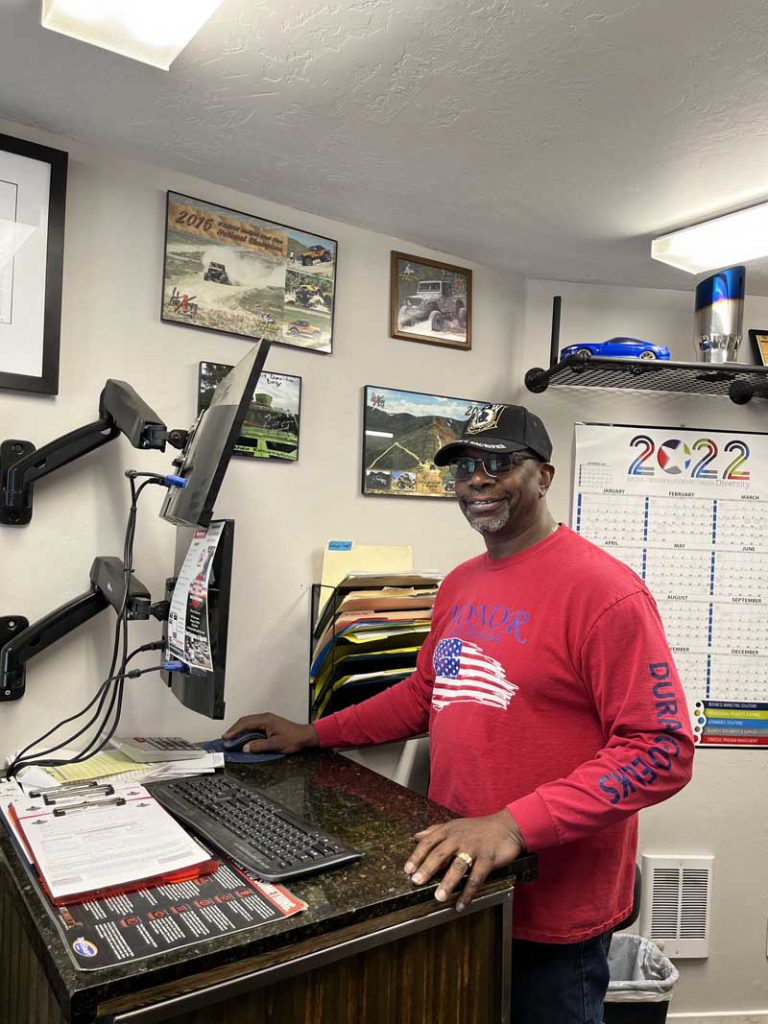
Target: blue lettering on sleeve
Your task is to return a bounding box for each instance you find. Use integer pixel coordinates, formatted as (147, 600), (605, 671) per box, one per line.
(647, 662), (684, 732)
(597, 735), (682, 805)
(599, 777), (621, 804)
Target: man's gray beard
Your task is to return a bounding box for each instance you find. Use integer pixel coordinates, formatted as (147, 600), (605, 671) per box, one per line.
(465, 505), (511, 534)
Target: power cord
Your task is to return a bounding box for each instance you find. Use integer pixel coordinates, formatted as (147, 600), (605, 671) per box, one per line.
(6, 474), (181, 779)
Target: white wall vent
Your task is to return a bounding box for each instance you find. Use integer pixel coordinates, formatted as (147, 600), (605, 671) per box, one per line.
(639, 854), (713, 958)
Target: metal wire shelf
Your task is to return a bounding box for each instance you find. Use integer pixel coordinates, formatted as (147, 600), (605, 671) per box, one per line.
(524, 355), (768, 404)
(524, 296), (768, 404)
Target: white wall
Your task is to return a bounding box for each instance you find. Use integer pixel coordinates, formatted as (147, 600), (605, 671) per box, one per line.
(524, 278), (768, 1018)
(0, 118), (524, 750)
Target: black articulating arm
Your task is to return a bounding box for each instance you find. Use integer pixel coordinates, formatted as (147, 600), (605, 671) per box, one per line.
(0, 380), (169, 526)
(0, 556), (152, 701)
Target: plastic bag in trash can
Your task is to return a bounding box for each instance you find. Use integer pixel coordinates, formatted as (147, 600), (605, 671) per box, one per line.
(604, 934), (679, 1003)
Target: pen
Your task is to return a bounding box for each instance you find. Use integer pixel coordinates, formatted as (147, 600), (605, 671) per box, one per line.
(53, 796), (126, 816)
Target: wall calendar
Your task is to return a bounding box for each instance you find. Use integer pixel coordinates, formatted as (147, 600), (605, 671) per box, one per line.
(573, 422), (768, 749)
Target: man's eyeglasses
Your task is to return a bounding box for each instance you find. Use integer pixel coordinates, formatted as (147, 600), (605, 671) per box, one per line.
(448, 452), (537, 481)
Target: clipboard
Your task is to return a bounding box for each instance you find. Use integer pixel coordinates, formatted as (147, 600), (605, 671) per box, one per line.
(9, 783), (218, 906)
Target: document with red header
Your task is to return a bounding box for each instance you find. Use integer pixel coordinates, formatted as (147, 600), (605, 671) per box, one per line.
(10, 783), (217, 905)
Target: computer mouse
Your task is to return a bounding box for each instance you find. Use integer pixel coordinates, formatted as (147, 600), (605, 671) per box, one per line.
(221, 729), (267, 753)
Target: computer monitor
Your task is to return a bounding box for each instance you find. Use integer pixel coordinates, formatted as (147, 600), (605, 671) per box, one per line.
(160, 340), (271, 528)
(161, 519), (234, 719)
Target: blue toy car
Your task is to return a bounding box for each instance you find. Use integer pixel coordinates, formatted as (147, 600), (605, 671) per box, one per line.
(560, 337), (671, 361)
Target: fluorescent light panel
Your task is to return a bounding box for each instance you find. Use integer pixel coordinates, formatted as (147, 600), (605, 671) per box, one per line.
(652, 201), (768, 274)
(41, 0), (225, 70)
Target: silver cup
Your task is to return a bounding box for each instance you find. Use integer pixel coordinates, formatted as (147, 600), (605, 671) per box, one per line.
(694, 266), (745, 363)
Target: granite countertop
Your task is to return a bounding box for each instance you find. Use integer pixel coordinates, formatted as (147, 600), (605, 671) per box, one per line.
(1, 751), (536, 1021)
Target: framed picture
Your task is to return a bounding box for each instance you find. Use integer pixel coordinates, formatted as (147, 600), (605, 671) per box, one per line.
(748, 329), (768, 367)
(362, 385), (489, 498)
(162, 192), (336, 354)
(198, 361), (301, 461)
(390, 251), (472, 351)
(0, 133), (67, 395)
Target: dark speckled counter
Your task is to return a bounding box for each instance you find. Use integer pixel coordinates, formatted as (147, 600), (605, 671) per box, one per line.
(0, 751), (536, 1024)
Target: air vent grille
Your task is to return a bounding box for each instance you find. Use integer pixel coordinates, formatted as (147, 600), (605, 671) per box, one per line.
(640, 855), (713, 958)
(680, 868), (710, 939)
(649, 868), (680, 938)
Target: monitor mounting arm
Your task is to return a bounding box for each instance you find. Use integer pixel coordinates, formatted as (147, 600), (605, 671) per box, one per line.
(0, 380), (187, 526)
(0, 556), (158, 701)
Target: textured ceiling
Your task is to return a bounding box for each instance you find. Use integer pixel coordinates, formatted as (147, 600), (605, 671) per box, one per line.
(3, 0), (768, 291)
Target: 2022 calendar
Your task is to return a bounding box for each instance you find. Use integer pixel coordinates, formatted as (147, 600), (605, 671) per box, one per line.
(573, 423), (768, 749)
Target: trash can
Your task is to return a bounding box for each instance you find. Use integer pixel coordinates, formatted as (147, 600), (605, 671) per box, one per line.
(603, 934), (679, 1023)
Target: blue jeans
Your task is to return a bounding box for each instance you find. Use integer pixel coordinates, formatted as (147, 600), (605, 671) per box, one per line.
(511, 932), (611, 1024)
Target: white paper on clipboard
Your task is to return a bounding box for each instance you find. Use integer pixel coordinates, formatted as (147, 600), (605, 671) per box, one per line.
(11, 784), (212, 902)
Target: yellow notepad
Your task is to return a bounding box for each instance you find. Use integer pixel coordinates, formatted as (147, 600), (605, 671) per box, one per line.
(38, 750), (146, 784)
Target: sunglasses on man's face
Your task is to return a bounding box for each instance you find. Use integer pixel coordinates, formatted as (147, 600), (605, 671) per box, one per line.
(448, 451), (539, 481)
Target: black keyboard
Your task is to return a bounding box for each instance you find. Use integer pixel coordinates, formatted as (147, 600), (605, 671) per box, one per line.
(147, 775), (362, 882)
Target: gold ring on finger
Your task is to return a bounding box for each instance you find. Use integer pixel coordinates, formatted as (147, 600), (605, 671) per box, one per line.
(455, 851), (473, 868)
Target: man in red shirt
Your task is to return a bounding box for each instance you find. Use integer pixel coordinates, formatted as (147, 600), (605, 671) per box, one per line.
(225, 403), (694, 1024)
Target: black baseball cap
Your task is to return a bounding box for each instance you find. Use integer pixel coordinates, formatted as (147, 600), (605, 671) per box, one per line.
(434, 403), (553, 465)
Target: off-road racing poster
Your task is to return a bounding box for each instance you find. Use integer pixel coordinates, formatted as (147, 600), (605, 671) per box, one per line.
(362, 386), (488, 498)
(162, 192), (336, 354)
(390, 251), (472, 351)
(198, 361), (301, 462)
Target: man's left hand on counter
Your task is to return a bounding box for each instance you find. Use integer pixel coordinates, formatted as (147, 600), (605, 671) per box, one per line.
(404, 809), (525, 911)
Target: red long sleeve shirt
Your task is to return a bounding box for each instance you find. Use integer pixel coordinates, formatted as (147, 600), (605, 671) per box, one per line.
(314, 526), (694, 942)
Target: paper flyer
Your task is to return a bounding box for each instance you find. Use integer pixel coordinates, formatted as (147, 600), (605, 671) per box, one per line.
(166, 522), (224, 672)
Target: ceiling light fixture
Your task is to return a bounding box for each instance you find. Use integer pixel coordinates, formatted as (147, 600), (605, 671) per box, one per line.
(41, 0), (225, 70)
(651, 201), (768, 275)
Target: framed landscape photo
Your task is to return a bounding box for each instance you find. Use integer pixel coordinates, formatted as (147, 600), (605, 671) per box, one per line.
(198, 361), (302, 461)
(748, 329), (768, 367)
(163, 191), (337, 354)
(362, 385), (489, 498)
(0, 133), (67, 395)
(390, 251), (472, 351)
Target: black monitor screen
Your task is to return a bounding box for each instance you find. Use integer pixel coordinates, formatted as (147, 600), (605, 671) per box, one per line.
(160, 340), (271, 528)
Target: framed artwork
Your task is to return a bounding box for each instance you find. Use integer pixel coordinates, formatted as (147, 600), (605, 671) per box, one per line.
(0, 133), (67, 395)
(748, 329), (768, 367)
(361, 385), (489, 498)
(198, 361), (301, 461)
(162, 191), (337, 354)
(390, 251), (472, 351)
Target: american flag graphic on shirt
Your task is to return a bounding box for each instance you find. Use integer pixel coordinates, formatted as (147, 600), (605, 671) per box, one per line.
(432, 637), (518, 712)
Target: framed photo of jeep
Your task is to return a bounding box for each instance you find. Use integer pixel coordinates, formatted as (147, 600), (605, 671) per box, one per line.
(162, 191), (337, 354)
(362, 385), (489, 498)
(390, 251), (472, 351)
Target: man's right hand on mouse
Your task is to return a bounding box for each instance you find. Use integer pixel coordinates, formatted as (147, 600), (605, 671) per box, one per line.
(222, 713), (319, 755)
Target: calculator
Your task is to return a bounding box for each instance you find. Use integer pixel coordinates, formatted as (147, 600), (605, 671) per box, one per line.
(113, 736), (207, 763)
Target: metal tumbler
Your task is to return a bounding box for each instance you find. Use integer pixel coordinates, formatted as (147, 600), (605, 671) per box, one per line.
(694, 265), (745, 363)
